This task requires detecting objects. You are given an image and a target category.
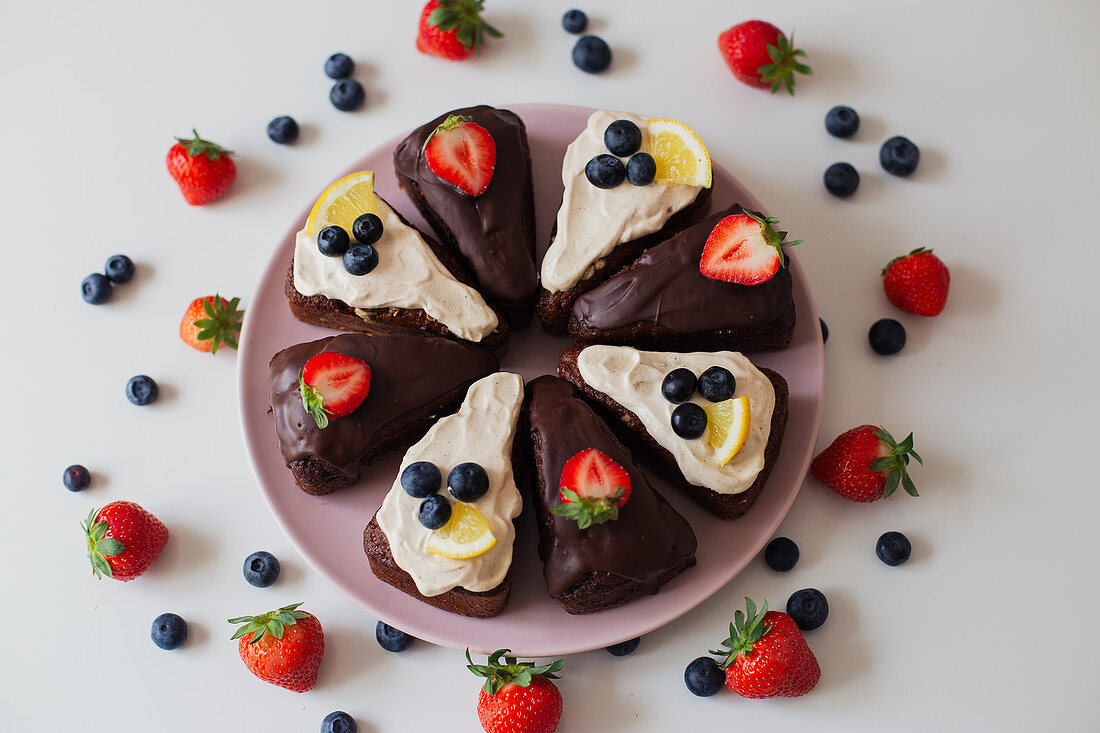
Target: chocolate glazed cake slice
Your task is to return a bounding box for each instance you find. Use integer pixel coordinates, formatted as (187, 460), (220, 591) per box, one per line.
(524, 375), (697, 615)
(394, 106), (538, 329)
(569, 204), (796, 352)
(269, 333), (498, 495)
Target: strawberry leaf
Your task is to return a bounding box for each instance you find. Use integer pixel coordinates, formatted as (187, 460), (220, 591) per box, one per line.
(174, 129), (234, 161)
(754, 31), (811, 96)
(467, 648), (563, 695)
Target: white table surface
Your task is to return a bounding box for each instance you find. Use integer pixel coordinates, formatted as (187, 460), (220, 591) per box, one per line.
(3, 0), (1097, 730)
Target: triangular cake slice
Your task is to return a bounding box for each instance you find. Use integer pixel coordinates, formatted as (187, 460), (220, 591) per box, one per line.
(365, 372), (524, 619)
(394, 106), (537, 328)
(268, 333), (498, 495)
(536, 110), (713, 333)
(569, 204), (796, 352)
(558, 345), (788, 520)
(286, 171), (509, 352)
(524, 375), (697, 614)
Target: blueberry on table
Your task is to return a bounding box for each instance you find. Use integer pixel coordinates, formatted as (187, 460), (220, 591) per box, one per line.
(104, 254), (135, 284)
(342, 244), (378, 275)
(150, 613), (188, 650)
(671, 403), (707, 439)
(317, 225), (351, 257)
(684, 656), (723, 697)
(243, 551), (280, 587)
(824, 162), (859, 197)
(626, 152), (656, 186)
(330, 79), (365, 111)
(606, 637), (641, 656)
(698, 366), (735, 402)
(448, 463), (490, 502)
(825, 105), (860, 138)
(585, 154), (625, 189)
(786, 588), (829, 631)
(876, 531), (912, 566)
(82, 273), (112, 304)
(63, 464), (91, 492)
(661, 368), (697, 404)
(819, 317), (829, 343)
(604, 119), (642, 156)
(375, 621), (415, 653)
(321, 710), (357, 733)
(763, 536), (799, 572)
(352, 213), (384, 245)
(419, 494), (452, 530)
(266, 115), (299, 144)
(880, 136), (920, 176)
(324, 52), (354, 80)
(402, 461), (442, 499)
(561, 9), (588, 34)
(572, 35), (612, 73)
(125, 375), (158, 405)
(869, 318), (906, 355)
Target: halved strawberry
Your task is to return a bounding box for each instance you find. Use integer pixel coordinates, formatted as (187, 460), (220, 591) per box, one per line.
(700, 211), (801, 285)
(423, 114), (496, 197)
(551, 448), (632, 529)
(298, 352), (371, 428)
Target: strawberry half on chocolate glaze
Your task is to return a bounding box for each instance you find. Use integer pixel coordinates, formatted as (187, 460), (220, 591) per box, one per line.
(422, 114), (497, 197)
(298, 352), (371, 428)
(699, 211), (801, 285)
(551, 448), (632, 529)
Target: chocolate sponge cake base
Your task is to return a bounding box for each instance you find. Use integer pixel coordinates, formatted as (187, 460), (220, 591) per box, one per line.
(557, 347), (789, 520)
(535, 185), (712, 335)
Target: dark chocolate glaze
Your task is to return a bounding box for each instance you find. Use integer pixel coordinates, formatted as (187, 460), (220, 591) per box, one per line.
(572, 204), (793, 332)
(525, 376), (697, 597)
(269, 333), (498, 479)
(393, 105), (537, 305)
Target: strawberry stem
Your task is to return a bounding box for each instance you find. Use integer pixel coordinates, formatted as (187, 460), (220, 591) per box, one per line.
(466, 648), (563, 695)
(869, 428), (922, 497)
(710, 597), (773, 670)
(228, 602), (309, 645)
(82, 507), (124, 579)
(298, 371), (330, 429)
(174, 129), (234, 161)
(757, 31), (812, 95)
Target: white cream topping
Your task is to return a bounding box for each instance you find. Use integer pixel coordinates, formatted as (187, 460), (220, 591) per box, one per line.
(540, 110), (705, 293)
(375, 372), (524, 596)
(292, 196), (498, 342)
(576, 346), (774, 495)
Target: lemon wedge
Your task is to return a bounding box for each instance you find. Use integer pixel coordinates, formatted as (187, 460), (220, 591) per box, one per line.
(304, 170), (376, 238)
(704, 395), (751, 465)
(645, 119), (712, 188)
(425, 502), (497, 559)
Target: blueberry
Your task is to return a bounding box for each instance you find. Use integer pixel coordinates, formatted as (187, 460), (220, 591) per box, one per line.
(763, 536), (799, 572)
(820, 317), (829, 344)
(824, 162), (859, 197)
(670, 403), (707, 439)
(572, 35), (612, 73)
(82, 273), (112, 305)
(267, 115), (299, 145)
(104, 254), (135, 284)
(684, 656), (723, 697)
(876, 531), (912, 566)
(698, 366), (735, 402)
(448, 462), (489, 502)
(661, 369), (697, 404)
(561, 9), (588, 34)
(880, 136), (920, 176)
(150, 613), (188, 650)
(243, 551), (280, 587)
(375, 621), (415, 653)
(786, 588), (829, 631)
(606, 637), (640, 656)
(352, 213), (384, 245)
(825, 105), (860, 138)
(419, 494), (452, 530)
(604, 119), (642, 156)
(342, 244), (378, 275)
(330, 79), (365, 111)
(321, 711), (357, 733)
(869, 318), (906, 355)
(626, 153), (656, 186)
(125, 375), (158, 405)
(317, 225), (351, 257)
(63, 464), (91, 492)
(400, 462), (441, 499)
(584, 154), (625, 189)
(324, 53), (354, 80)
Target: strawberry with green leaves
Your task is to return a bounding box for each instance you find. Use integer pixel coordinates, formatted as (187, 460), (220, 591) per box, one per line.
(298, 352), (372, 428)
(416, 0), (502, 61)
(179, 295), (244, 353)
(229, 602), (325, 693)
(423, 114), (497, 196)
(711, 597), (820, 698)
(882, 247), (950, 316)
(166, 129), (236, 205)
(811, 425), (922, 502)
(83, 501), (168, 581)
(717, 20), (811, 95)
(551, 448), (631, 529)
(467, 648), (564, 733)
(700, 211), (801, 285)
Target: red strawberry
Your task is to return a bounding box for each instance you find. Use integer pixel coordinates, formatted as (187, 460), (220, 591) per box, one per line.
(882, 247), (950, 316)
(712, 597), (820, 698)
(811, 425), (922, 502)
(423, 114), (497, 196)
(298, 352), (371, 428)
(700, 211), (801, 285)
(179, 295), (244, 353)
(229, 603), (324, 693)
(717, 20), (811, 94)
(551, 448), (632, 529)
(416, 0), (503, 61)
(467, 648), (563, 733)
(166, 129), (236, 205)
(82, 501), (168, 581)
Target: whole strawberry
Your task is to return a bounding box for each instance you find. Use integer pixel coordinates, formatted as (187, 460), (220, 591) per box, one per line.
(83, 501), (168, 581)
(229, 603), (324, 692)
(166, 129), (236, 205)
(467, 648), (563, 733)
(712, 597), (820, 698)
(882, 247), (950, 316)
(416, 0), (502, 61)
(180, 295), (244, 353)
(811, 425), (922, 502)
(717, 20), (811, 94)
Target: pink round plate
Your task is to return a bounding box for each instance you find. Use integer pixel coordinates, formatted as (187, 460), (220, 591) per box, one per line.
(238, 103), (824, 657)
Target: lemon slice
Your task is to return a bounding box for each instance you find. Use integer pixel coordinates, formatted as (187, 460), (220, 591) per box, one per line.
(704, 395), (751, 466)
(304, 170), (376, 238)
(646, 119), (712, 188)
(426, 502), (497, 559)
